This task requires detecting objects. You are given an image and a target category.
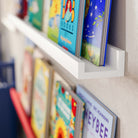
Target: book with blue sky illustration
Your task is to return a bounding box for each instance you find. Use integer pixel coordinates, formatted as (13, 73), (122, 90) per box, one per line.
(58, 0), (86, 56)
(81, 0), (112, 66)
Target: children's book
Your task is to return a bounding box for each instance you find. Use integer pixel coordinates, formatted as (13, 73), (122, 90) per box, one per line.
(28, 0), (44, 30)
(47, 0), (61, 43)
(58, 0), (86, 56)
(31, 58), (53, 138)
(21, 50), (34, 116)
(49, 71), (75, 136)
(81, 0), (112, 66)
(42, 0), (50, 34)
(76, 85), (117, 138)
(50, 81), (84, 138)
(15, 0), (28, 19)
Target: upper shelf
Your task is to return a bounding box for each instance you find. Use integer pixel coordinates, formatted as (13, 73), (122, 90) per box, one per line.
(2, 14), (125, 79)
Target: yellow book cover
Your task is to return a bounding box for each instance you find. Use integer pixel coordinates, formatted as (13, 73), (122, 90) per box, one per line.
(31, 58), (52, 138)
(47, 0), (61, 43)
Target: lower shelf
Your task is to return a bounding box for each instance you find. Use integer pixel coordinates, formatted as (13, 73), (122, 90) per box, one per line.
(10, 88), (35, 138)
(2, 15), (125, 79)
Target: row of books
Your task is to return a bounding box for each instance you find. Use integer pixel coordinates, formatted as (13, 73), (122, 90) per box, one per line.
(15, 0), (112, 66)
(21, 44), (117, 138)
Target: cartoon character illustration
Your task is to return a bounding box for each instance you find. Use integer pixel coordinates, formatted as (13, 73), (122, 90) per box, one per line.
(65, 0), (72, 22)
(49, 0), (61, 28)
(62, 0), (66, 18)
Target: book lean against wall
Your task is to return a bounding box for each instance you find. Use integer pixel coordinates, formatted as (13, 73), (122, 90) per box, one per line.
(49, 81), (84, 138)
(31, 59), (53, 138)
(76, 85), (117, 138)
(81, 0), (112, 66)
(47, 0), (86, 56)
(58, 0), (86, 56)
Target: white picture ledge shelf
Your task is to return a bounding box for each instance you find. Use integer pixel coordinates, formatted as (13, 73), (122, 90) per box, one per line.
(2, 14), (125, 79)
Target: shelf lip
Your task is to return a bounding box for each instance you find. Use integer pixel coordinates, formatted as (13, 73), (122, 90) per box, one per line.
(10, 88), (35, 138)
(3, 14), (125, 79)
(1, 16), (16, 31)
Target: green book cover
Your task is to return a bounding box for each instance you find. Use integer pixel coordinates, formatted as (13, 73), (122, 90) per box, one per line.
(49, 81), (84, 138)
(47, 0), (61, 43)
(28, 0), (43, 30)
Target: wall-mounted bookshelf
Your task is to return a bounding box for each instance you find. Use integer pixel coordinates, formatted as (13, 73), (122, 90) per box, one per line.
(2, 15), (125, 79)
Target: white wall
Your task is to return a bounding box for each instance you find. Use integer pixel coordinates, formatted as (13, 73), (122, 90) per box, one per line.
(126, 0), (138, 77)
(1, 0), (138, 137)
(1, 30), (25, 90)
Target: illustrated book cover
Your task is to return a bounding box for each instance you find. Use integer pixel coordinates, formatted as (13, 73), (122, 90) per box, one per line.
(49, 81), (84, 138)
(31, 58), (53, 138)
(76, 85), (117, 138)
(81, 0), (112, 66)
(28, 0), (44, 30)
(49, 70), (75, 137)
(21, 50), (34, 116)
(47, 0), (61, 43)
(58, 0), (86, 56)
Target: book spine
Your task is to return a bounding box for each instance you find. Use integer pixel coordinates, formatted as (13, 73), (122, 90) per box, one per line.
(103, 0), (113, 66)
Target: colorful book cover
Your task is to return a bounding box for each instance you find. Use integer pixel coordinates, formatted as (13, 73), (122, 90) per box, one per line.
(47, 0), (61, 43)
(31, 59), (52, 138)
(58, 0), (85, 55)
(50, 71), (72, 137)
(81, 0), (110, 66)
(76, 85), (117, 138)
(21, 51), (33, 116)
(28, 0), (44, 30)
(50, 81), (84, 138)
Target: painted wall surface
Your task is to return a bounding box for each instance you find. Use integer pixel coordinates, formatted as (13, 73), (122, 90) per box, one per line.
(126, 0), (138, 77)
(0, 0), (138, 138)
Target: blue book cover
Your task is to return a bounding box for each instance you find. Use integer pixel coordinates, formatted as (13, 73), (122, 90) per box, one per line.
(58, 0), (85, 55)
(81, 0), (112, 66)
(76, 85), (117, 138)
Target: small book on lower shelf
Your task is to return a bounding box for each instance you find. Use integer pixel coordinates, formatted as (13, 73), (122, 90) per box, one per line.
(31, 58), (53, 138)
(76, 85), (117, 138)
(49, 81), (84, 138)
(21, 50), (34, 116)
